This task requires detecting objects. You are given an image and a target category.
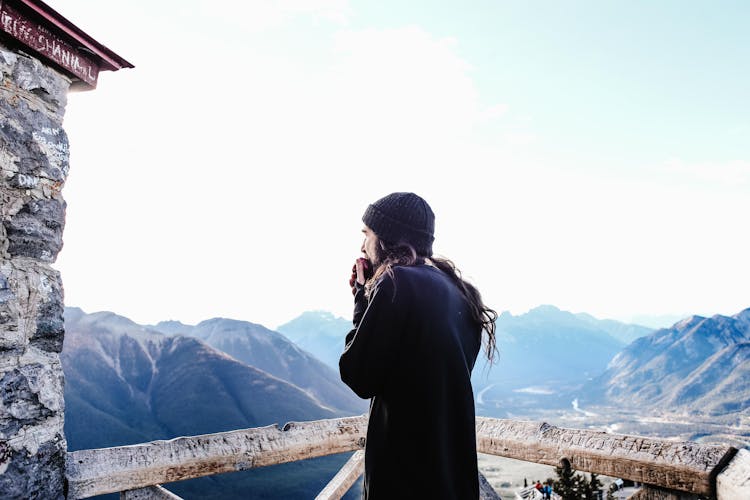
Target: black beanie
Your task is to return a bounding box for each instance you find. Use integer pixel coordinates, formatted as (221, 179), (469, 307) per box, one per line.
(362, 192), (435, 256)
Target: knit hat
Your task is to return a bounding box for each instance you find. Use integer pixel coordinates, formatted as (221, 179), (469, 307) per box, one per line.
(362, 192), (435, 256)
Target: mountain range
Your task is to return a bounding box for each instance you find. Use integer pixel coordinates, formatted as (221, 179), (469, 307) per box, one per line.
(150, 317), (365, 415)
(62, 307), (362, 499)
(61, 303), (750, 497)
(267, 305), (656, 416)
(582, 308), (750, 415)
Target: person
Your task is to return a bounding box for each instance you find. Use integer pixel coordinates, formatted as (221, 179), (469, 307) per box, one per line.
(543, 483), (552, 500)
(535, 481), (543, 497)
(339, 192), (497, 499)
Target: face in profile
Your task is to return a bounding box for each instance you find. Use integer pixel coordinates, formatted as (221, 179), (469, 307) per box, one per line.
(361, 226), (380, 265)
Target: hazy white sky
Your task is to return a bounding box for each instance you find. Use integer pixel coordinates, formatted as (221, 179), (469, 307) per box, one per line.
(47, 0), (749, 329)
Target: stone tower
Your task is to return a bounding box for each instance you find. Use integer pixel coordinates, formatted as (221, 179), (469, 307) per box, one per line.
(0, 2), (131, 498)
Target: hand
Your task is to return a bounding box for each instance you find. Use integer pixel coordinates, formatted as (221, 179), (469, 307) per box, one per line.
(349, 263), (357, 294)
(349, 258), (371, 295)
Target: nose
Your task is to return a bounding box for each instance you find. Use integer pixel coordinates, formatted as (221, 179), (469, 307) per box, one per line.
(360, 239), (366, 254)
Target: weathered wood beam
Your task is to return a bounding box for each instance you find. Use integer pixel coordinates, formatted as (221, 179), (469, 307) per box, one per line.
(628, 485), (700, 500)
(716, 448), (750, 500)
(66, 415), (748, 499)
(120, 485), (184, 499)
(66, 415), (368, 499)
(315, 450), (365, 500)
(312, 452), (502, 500)
(475, 417), (735, 496)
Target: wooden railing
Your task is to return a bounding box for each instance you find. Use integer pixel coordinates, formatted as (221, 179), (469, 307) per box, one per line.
(65, 415), (750, 499)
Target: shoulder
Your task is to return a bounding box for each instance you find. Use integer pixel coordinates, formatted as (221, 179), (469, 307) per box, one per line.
(376, 264), (448, 298)
(394, 264), (454, 290)
(370, 265), (428, 298)
(390, 264), (437, 280)
(380, 264), (439, 289)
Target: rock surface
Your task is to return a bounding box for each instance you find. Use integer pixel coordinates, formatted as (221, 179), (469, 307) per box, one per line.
(0, 40), (70, 500)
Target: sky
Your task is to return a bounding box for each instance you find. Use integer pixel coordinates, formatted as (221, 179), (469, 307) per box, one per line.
(44, 0), (749, 330)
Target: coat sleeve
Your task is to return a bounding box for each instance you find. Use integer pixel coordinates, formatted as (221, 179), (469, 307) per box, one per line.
(339, 274), (405, 399)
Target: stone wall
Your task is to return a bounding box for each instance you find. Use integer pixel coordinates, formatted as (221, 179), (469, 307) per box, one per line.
(0, 40), (71, 499)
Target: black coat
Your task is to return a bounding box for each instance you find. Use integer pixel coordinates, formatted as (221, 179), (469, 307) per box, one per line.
(339, 264), (482, 499)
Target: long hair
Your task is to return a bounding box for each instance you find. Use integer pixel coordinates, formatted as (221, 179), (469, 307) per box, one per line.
(366, 239), (498, 363)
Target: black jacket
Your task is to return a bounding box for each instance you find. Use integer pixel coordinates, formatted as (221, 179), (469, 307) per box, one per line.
(340, 264), (482, 499)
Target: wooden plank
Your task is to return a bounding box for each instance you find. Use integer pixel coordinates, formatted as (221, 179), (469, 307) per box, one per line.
(716, 448), (750, 500)
(315, 450), (364, 500)
(66, 415), (368, 499)
(475, 418), (735, 496)
(120, 485), (184, 500)
(627, 485), (700, 500)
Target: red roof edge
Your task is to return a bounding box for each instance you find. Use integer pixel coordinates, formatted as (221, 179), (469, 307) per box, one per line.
(17, 0), (133, 71)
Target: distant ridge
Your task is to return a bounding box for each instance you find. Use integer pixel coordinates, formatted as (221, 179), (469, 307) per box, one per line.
(574, 311), (652, 344)
(277, 310), (352, 370)
(478, 305), (638, 386)
(582, 307), (750, 414)
(151, 316), (365, 415)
